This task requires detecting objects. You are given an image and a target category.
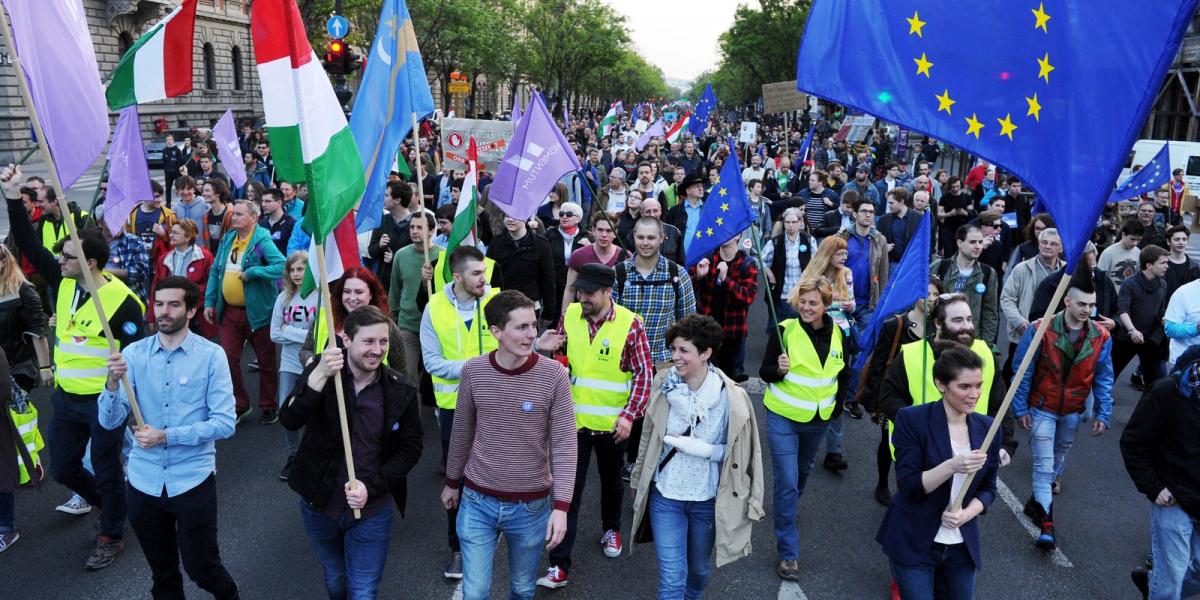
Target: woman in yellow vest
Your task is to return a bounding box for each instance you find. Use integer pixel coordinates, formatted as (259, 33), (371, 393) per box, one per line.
(757, 278), (852, 582)
(1, 346), (42, 552)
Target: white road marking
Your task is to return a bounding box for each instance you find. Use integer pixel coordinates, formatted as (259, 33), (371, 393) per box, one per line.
(778, 580), (809, 600)
(996, 478), (1074, 568)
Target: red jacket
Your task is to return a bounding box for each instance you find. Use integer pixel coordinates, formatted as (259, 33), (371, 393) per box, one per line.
(689, 249), (759, 340)
(1029, 313), (1110, 415)
(149, 244), (216, 338)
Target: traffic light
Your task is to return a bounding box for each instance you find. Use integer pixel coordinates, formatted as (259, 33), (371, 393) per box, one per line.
(323, 39), (345, 74)
(342, 45), (362, 75)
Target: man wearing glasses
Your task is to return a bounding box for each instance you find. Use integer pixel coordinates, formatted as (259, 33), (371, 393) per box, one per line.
(2, 164), (146, 570)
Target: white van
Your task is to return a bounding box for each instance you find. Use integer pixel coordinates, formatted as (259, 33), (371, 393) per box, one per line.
(1119, 139), (1200, 191)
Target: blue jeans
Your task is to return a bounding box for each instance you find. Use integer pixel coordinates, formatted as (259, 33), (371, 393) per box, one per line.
(890, 542), (976, 600)
(0, 491), (12, 533)
(648, 487), (715, 600)
(766, 410), (830, 560)
(279, 371), (303, 457)
(457, 487), (551, 600)
(1028, 408), (1082, 513)
(299, 501), (393, 600)
(1149, 503), (1200, 600)
(825, 412), (844, 455)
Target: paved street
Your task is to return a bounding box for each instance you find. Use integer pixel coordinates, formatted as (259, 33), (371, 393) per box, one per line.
(0, 293), (1160, 599)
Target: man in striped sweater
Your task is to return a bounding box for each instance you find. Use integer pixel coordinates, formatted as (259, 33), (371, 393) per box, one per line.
(441, 290), (578, 600)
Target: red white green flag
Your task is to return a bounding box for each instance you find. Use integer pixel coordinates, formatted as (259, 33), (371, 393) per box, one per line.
(106, 0), (198, 110)
(666, 112), (690, 144)
(441, 137), (479, 282)
(251, 0), (364, 241)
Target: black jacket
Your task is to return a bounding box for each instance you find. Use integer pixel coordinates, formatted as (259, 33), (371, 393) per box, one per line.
(1029, 267), (1117, 322)
(162, 145), (185, 176)
(542, 227), (588, 310)
(1121, 374), (1200, 520)
(281, 362), (423, 516)
(664, 200), (695, 238)
(368, 212), (413, 292)
(487, 231), (558, 317)
(876, 210), (922, 263)
(816, 208), (848, 238)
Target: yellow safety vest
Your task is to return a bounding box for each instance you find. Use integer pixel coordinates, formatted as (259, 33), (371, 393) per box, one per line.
(428, 287), (500, 409)
(764, 318), (843, 423)
(54, 275), (144, 395)
(563, 303), (638, 431)
(889, 338), (994, 458)
(39, 211), (88, 255)
(11, 405), (43, 485)
(433, 255), (497, 291)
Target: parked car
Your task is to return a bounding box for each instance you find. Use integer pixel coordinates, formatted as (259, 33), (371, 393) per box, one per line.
(145, 128), (193, 168)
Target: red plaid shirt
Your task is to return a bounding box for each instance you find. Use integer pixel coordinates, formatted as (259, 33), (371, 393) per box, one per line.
(689, 250), (759, 339)
(557, 303), (654, 421)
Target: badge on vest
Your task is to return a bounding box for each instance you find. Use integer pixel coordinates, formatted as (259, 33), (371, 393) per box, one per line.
(599, 338), (612, 356)
(831, 349), (842, 359)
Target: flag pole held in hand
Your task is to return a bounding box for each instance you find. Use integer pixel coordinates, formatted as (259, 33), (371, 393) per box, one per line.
(315, 242), (361, 520)
(0, 2), (143, 427)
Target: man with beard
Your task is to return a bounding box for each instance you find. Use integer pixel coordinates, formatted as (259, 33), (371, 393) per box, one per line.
(98, 277), (240, 598)
(533, 264), (652, 588)
(879, 293), (1016, 471)
(1011, 273), (1114, 550)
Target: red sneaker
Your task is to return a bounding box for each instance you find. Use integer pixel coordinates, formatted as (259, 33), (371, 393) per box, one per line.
(890, 578), (901, 600)
(601, 529), (622, 558)
(536, 566), (569, 589)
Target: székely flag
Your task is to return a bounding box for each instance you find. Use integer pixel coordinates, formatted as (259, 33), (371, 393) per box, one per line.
(251, 0), (364, 242)
(106, 0), (198, 110)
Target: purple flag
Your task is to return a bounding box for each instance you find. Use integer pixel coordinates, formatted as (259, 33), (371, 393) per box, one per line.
(102, 106), (153, 237)
(636, 118), (665, 151)
(490, 93), (582, 220)
(512, 87), (523, 123)
(2, 0), (108, 191)
(212, 109), (248, 189)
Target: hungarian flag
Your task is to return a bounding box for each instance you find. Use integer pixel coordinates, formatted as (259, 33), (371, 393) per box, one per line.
(599, 102), (622, 138)
(442, 137), (479, 282)
(301, 212), (362, 295)
(666, 112), (690, 143)
(106, 0), (198, 110)
(251, 0), (364, 242)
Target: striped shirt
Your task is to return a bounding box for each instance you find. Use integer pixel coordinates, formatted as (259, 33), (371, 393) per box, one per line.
(445, 352), (578, 511)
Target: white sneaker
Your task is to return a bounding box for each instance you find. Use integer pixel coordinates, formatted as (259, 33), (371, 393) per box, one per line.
(56, 494), (92, 515)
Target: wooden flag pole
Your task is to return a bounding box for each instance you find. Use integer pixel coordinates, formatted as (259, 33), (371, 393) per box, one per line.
(314, 241), (362, 520)
(951, 274), (1072, 511)
(412, 112), (432, 298)
(0, 6), (143, 427)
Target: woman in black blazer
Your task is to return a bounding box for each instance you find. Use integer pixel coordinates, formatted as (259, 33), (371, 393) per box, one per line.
(876, 343), (1000, 600)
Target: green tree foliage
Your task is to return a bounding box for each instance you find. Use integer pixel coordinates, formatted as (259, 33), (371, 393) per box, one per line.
(690, 0), (811, 106)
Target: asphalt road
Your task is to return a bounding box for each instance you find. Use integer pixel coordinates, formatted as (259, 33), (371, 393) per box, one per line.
(0, 291), (1159, 600)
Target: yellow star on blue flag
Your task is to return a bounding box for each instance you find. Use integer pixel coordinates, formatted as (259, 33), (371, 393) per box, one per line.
(795, 0), (1198, 273)
(1111, 142), (1170, 202)
(684, 137), (753, 268)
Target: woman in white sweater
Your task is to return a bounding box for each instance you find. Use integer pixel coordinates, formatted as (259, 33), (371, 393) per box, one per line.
(269, 251), (317, 481)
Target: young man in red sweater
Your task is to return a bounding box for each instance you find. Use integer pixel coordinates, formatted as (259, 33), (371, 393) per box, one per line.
(440, 290), (578, 600)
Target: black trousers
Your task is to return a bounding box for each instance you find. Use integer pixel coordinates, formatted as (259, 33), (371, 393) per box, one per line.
(1111, 338), (1165, 387)
(127, 475), (239, 600)
(548, 429), (628, 571)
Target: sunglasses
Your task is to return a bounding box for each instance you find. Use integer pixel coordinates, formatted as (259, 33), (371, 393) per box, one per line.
(559, 211), (576, 218)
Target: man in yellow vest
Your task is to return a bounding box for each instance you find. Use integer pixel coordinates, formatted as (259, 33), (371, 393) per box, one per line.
(533, 263), (653, 589)
(879, 293), (1017, 465)
(4, 163), (144, 571)
(420, 245), (499, 580)
(34, 184), (91, 256)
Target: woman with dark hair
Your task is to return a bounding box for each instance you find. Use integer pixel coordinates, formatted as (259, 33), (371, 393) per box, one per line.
(630, 314), (764, 599)
(200, 179), (233, 253)
(877, 342), (1001, 600)
(303, 266), (406, 374)
(149, 219), (215, 337)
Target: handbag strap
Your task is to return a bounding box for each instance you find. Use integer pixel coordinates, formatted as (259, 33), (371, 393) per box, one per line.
(656, 425), (692, 473)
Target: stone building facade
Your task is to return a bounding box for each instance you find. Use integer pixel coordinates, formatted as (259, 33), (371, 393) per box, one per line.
(0, 0), (262, 162)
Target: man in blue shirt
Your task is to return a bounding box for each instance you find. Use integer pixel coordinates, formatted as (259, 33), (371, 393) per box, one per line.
(99, 276), (239, 599)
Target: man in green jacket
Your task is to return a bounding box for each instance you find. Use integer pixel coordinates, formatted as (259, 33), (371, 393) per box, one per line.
(204, 200), (285, 424)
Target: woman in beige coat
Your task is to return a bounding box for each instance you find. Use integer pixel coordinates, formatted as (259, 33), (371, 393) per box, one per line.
(629, 315), (765, 599)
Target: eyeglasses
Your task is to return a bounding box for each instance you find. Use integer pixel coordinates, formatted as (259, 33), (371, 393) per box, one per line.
(60, 252), (78, 261)
(559, 211), (576, 218)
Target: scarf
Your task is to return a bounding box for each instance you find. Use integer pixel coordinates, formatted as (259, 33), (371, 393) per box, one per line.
(661, 364), (723, 431)
(559, 224), (579, 237)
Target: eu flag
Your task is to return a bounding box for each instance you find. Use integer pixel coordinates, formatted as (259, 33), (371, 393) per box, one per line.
(684, 137), (753, 267)
(690, 83), (717, 137)
(795, 0), (1197, 273)
(348, 0), (435, 233)
(1111, 143), (1171, 203)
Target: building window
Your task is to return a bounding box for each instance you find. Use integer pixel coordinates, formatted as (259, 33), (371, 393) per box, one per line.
(203, 43), (216, 89)
(231, 46), (243, 90)
(118, 32), (134, 56)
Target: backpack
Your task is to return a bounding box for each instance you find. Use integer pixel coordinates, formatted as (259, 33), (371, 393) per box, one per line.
(614, 259), (682, 303)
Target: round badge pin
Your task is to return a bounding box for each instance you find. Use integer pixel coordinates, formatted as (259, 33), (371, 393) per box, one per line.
(799, 244), (808, 252)
(975, 282), (986, 294)
(522, 401), (534, 412)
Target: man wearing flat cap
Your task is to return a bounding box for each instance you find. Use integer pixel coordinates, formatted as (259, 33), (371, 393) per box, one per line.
(533, 263), (654, 588)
